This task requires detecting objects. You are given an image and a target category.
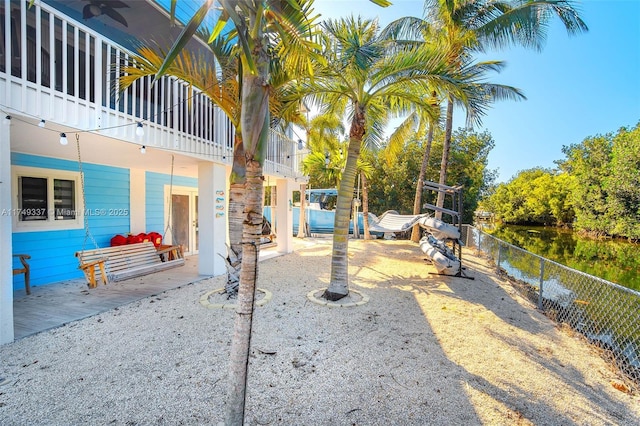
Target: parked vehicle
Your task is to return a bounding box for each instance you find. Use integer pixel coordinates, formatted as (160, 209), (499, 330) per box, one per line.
(265, 189), (369, 235)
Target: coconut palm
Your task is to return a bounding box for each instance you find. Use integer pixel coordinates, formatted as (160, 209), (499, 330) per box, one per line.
(298, 16), (463, 300)
(119, 37), (248, 293)
(423, 0), (588, 213)
(303, 142), (374, 190)
(377, 97), (436, 242)
(120, 33), (307, 295)
(152, 1), (323, 423)
(383, 18), (524, 228)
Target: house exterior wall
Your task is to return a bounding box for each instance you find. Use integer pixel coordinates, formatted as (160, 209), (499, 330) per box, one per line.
(145, 171), (197, 235)
(10, 153), (129, 288)
(9, 154), (196, 290)
(1, 0), (301, 344)
(129, 169), (146, 235)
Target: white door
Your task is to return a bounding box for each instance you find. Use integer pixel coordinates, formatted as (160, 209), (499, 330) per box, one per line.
(165, 187), (198, 255)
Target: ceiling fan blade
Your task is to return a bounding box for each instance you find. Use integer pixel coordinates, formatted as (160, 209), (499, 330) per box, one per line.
(102, 0), (130, 9)
(103, 7), (129, 27)
(82, 4), (95, 19)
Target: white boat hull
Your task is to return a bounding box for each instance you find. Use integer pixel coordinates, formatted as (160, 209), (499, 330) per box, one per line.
(418, 217), (461, 240)
(419, 236), (460, 275)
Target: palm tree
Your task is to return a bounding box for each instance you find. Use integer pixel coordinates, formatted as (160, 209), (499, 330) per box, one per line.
(120, 35), (309, 296)
(152, 1), (322, 423)
(423, 0), (588, 213)
(377, 99), (436, 242)
(299, 16), (462, 300)
(119, 38), (249, 294)
(302, 113), (346, 188)
(303, 142), (374, 190)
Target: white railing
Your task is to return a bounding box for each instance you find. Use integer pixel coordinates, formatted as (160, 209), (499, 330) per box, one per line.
(264, 129), (306, 179)
(0, 0), (303, 178)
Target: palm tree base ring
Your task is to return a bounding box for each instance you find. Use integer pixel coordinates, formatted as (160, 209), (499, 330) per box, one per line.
(306, 288), (369, 307)
(200, 288), (272, 310)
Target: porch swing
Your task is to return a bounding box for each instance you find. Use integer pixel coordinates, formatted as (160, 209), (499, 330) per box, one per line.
(74, 137), (185, 288)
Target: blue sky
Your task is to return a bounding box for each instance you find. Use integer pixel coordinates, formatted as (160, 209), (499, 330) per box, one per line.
(312, 0), (640, 183)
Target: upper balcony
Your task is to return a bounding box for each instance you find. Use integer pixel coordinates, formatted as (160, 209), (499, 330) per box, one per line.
(1, 0), (304, 180)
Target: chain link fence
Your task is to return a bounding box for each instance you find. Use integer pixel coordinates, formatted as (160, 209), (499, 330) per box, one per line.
(463, 225), (640, 389)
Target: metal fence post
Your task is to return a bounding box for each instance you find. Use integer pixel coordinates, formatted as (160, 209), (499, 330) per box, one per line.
(496, 244), (502, 274)
(538, 258), (545, 310)
(477, 229), (482, 255)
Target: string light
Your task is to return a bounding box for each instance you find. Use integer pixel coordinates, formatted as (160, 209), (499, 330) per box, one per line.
(1, 81), (308, 164)
(3, 109), (307, 162)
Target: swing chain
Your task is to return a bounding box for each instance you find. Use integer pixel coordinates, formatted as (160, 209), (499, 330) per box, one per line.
(76, 134), (99, 251)
(163, 155), (175, 240)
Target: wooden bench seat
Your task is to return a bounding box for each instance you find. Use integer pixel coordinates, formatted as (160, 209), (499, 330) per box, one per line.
(75, 242), (185, 288)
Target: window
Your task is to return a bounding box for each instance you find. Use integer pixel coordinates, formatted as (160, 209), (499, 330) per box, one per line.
(12, 166), (84, 231)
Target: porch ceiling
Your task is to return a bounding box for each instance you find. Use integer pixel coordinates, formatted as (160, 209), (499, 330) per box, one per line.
(45, 0), (215, 56)
(9, 116), (201, 178)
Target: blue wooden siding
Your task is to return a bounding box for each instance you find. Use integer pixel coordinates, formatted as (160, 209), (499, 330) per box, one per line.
(11, 154), (130, 289)
(145, 172), (197, 235)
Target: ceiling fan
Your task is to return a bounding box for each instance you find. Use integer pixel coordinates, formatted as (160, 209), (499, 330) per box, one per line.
(82, 0), (130, 28)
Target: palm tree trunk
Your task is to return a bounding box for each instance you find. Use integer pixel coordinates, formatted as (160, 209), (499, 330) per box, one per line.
(436, 97), (454, 219)
(226, 63), (269, 425)
(325, 105), (365, 301)
(297, 183), (307, 238)
(362, 172), (372, 240)
(225, 130), (246, 294)
(226, 159), (263, 425)
(410, 124), (435, 242)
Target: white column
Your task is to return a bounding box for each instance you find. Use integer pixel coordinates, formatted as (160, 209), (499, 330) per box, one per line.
(198, 162), (227, 276)
(129, 168), (146, 234)
(0, 116), (15, 344)
(275, 178), (295, 254)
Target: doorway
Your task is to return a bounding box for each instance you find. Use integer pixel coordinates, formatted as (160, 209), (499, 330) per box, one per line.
(165, 186), (198, 255)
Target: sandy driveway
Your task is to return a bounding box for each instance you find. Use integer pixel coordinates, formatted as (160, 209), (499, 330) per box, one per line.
(1, 238), (638, 425)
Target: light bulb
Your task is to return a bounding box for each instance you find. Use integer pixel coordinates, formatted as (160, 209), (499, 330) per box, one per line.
(39, 119), (46, 128)
(136, 122), (144, 138)
(298, 139), (304, 150)
(59, 133), (68, 145)
(140, 145), (146, 154)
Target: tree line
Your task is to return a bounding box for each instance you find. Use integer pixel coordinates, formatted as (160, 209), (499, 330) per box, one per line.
(480, 122), (640, 240)
(304, 125), (495, 225)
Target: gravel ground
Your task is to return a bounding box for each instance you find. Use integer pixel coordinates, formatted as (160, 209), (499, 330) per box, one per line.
(1, 238), (638, 425)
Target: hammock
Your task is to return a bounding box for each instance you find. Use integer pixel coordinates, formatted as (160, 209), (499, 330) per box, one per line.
(369, 211), (427, 234)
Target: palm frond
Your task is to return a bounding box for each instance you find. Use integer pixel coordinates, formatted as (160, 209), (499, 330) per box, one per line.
(380, 16), (432, 42)
(266, 0), (325, 77)
(155, 0), (214, 81)
(384, 111), (420, 165)
(119, 44), (239, 124)
(476, 0), (588, 51)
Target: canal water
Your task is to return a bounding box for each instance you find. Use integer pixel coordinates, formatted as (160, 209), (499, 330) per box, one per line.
(480, 224), (640, 292)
